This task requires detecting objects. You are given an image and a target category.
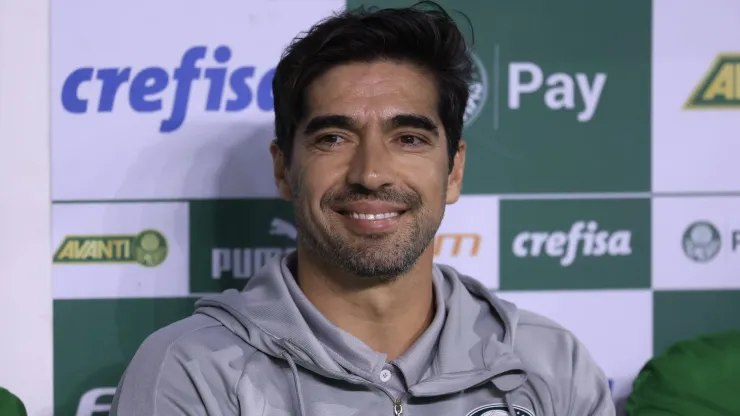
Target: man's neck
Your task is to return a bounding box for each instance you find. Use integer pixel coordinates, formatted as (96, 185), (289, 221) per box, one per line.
(295, 247), (436, 362)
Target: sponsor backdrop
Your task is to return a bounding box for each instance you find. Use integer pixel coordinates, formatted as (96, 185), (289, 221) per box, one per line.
(51, 0), (740, 414)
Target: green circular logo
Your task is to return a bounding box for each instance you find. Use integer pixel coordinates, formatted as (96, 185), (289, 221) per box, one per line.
(132, 229), (168, 267)
(464, 53), (489, 129)
(682, 221), (721, 263)
(466, 404), (534, 416)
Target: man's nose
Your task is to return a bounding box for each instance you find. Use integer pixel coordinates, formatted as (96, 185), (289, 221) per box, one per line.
(346, 136), (395, 190)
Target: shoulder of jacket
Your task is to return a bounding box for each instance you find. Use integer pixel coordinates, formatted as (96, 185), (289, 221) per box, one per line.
(136, 314), (221, 356)
(516, 308), (572, 335)
(512, 308), (586, 364)
(130, 313), (262, 371)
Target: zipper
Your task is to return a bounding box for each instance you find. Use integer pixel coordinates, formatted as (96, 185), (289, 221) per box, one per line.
(391, 393), (409, 416)
(280, 342), (411, 415)
(393, 398), (403, 416)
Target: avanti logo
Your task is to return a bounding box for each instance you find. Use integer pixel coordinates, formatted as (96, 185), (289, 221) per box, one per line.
(512, 220), (632, 267)
(53, 229), (168, 267)
(211, 217), (296, 279)
(61, 45), (275, 133)
(508, 62), (607, 122)
(684, 53), (740, 109)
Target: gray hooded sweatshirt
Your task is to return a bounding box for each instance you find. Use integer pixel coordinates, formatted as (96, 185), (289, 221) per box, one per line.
(110, 253), (615, 416)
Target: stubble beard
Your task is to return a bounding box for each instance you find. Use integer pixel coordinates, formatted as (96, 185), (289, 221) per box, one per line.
(291, 184), (444, 283)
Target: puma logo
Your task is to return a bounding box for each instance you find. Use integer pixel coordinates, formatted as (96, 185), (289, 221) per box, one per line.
(270, 218), (297, 240)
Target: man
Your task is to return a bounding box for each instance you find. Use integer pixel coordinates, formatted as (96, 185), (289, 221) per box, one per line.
(0, 387), (26, 416)
(111, 2), (614, 415)
(626, 330), (740, 415)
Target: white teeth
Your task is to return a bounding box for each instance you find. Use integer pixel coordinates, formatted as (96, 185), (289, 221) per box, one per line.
(348, 212), (400, 220)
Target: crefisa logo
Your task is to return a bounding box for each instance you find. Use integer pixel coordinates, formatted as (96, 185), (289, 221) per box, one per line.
(60, 45), (275, 133)
(512, 220), (632, 267)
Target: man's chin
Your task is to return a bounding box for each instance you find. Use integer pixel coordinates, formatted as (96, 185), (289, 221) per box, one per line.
(332, 245), (416, 275)
(337, 235), (405, 253)
(339, 259), (413, 281)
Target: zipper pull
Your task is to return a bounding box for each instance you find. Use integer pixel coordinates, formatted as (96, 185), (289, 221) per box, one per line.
(393, 398), (403, 416)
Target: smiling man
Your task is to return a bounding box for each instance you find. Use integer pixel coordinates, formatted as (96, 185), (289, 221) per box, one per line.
(111, 2), (615, 415)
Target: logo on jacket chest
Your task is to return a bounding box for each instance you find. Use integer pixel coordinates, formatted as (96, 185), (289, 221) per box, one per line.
(466, 403), (535, 416)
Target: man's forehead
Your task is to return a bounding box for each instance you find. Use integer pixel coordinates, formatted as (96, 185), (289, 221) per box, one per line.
(301, 62), (441, 128)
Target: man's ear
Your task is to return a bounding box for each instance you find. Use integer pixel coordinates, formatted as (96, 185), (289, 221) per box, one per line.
(270, 140), (293, 201)
(445, 139), (466, 204)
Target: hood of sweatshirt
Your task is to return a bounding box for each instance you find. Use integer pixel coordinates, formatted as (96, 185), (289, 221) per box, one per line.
(192, 253), (528, 414)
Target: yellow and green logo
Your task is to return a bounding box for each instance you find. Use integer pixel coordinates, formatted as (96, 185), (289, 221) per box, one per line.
(53, 229), (168, 267)
(684, 53), (740, 109)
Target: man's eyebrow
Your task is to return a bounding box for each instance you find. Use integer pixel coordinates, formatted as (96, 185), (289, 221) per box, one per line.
(302, 115), (356, 136)
(388, 114), (439, 136)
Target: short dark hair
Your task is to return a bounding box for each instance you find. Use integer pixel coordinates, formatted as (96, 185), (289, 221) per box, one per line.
(272, 1), (474, 171)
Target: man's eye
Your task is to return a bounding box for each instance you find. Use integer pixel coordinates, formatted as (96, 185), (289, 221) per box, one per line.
(399, 135), (424, 146)
(317, 135), (344, 146)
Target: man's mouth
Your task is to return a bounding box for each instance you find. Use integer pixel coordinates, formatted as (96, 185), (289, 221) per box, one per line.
(343, 211), (403, 220)
(335, 200), (408, 217)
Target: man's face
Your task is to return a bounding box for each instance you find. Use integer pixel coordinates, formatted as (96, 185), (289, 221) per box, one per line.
(271, 60), (466, 281)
